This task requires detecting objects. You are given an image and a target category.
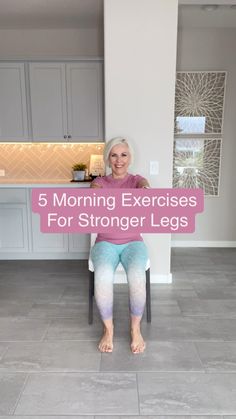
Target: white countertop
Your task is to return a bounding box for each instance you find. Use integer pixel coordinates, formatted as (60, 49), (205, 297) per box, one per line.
(0, 179), (91, 188)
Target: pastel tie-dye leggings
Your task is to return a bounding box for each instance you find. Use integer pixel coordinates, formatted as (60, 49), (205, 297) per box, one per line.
(90, 241), (148, 320)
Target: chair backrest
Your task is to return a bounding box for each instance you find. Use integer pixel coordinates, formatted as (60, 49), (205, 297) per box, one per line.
(90, 233), (97, 247)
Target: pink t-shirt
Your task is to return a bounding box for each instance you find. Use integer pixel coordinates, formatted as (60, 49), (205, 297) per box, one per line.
(91, 173), (145, 244)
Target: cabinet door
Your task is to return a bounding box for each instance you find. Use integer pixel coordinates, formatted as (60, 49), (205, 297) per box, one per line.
(31, 212), (68, 252)
(68, 233), (90, 256)
(66, 62), (104, 141)
(0, 63), (28, 141)
(29, 63), (67, 141)
(0, 204), (29, 252)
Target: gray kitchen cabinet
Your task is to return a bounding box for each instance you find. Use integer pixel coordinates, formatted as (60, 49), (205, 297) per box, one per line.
(29, 187), (69, 253)
(0, 187), (90, 259)
(29, 61), (103, 142)
(31, 211), (69, 253)
(31, 213), (90, 256)
(29, 62), (67, 142)
(0, 63), (28, 141)
(0, 189), (29, 253)
(29, 188), (90, 258)
(68, 233), (90, 257)
(66, 62), (103, 141)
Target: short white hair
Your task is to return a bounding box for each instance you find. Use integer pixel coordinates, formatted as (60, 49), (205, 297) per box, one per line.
(103, 137), (134, 167)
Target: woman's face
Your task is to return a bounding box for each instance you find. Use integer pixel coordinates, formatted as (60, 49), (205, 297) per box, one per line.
(109, 143), (131, 178)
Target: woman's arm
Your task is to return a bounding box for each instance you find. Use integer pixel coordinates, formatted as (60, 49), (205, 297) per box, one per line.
(90, 177), (103, 188)
(90, 182), (103, 188)
(137, 177), (150, 189)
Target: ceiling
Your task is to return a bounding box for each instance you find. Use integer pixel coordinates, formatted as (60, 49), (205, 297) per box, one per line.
(0, 0), (103, 29)
(0, 0), (235, 30)
(178, 4), (236, 28)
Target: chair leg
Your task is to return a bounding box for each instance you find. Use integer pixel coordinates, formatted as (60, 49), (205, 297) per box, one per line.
(146, 268), (151, 323)
(88, 271), (94, 324)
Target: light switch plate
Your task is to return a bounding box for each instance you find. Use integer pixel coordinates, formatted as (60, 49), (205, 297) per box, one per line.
(150, 161), (159, 175)
(0, 169), (5, 176)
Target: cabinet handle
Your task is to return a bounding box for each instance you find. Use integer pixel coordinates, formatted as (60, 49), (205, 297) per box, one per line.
(64, 135), (68, 139)
(68, 135), (72, 139)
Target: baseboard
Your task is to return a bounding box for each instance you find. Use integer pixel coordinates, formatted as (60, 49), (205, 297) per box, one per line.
(114, 271), (172, 284)
(171, 241), (236, 248)
(150, 273), (172, 284)
(0, 252), (89, 260)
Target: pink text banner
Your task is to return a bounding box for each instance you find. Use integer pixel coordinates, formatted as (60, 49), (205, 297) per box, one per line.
(32, 188), (204, 234)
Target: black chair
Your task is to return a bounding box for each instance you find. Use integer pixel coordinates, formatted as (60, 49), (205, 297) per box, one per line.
(88, 261), (151, 325)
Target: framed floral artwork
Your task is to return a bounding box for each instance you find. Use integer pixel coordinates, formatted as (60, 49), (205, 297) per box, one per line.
(173, 138), (221, 196)
(174, 71), (226, 135)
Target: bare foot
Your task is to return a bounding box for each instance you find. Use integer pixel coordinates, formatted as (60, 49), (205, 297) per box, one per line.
(130, 328), (146, 354)
(98, 326), (113, 353)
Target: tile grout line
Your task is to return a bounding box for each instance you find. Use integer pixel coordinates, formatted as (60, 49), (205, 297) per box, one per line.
(11, 372), (30, 415)
(0, 342), (10, 362)
(193, 340), (208, 374)
(136, 371), (141, 415)
(40, 319), (53, 342)
(57, 285), (69, 303)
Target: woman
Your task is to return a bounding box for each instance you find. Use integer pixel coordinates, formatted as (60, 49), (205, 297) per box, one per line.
(90, 137), (150, 354)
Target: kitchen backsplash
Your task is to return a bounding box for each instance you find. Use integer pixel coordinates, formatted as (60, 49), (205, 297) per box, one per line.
(0, 143), (104, 180)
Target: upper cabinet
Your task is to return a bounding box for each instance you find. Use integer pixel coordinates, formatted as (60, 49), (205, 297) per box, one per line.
(0, 63), (29, 141)
(29, 63), (67, 141)
(66, 62), (103, 141)
(29, 61), (104, 142)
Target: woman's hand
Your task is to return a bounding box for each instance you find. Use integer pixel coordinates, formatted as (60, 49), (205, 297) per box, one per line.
(90, 183), (103, 188)
(137, 178), (150, 189)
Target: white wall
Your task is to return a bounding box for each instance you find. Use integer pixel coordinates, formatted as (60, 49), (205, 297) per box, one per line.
(174, 27), (236, 245)
(104, 0), (178, 282)
(0, 28), (103, 58)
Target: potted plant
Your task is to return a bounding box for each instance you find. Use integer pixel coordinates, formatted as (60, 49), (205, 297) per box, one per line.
(72, 163), (87, 181)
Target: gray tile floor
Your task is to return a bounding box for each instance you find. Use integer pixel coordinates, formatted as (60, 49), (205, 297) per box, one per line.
(0, 248), (236, 418)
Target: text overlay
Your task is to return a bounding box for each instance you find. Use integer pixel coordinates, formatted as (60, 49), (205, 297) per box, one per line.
(32, 188), (204, 234)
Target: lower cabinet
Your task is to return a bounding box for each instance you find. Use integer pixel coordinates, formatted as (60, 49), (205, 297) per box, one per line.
(0, 188), (90, 259)
(31, 212), (90, 257)
(0, 204), (29, 252)
(68, 233), (90, 256)
(31, 212), (68, 253)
